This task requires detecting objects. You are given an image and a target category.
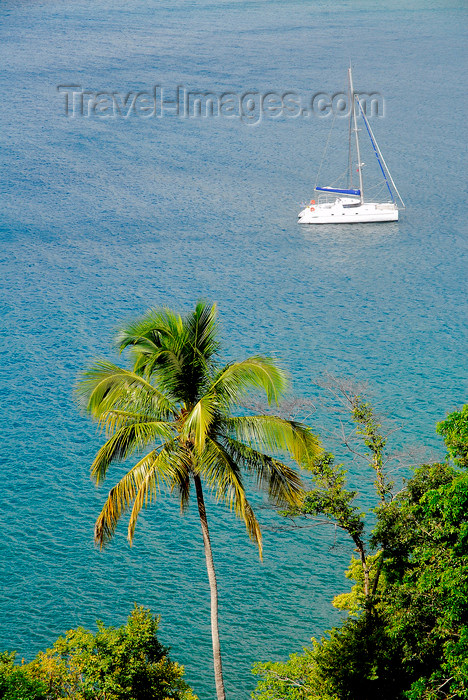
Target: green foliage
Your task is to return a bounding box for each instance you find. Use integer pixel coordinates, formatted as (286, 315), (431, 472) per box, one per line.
(332, 553), (384, 615)
(2, 607), (195, 700)
(351, 398), (393, 501)
(291, 453), (365, 546)
(286, 396), (394, 605)
(77, 301), (321, 555)
(253, 614), (404, 700)
(252, 646), (337, 700)
(377, 468), (468, 699)
(253, 415), (468, 700)
(371, 462), (456, 580)
(0, 652), (47, 700)
(436, 404), (468, 468)
(304, 614), (404, 700)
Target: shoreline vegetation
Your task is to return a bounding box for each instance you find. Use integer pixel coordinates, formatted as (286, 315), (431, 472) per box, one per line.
(252, 400), (468, 700)
(1, 304), (466, 700)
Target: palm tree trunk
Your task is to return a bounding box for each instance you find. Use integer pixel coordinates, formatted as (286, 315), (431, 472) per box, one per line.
(193, 474), (226, 700)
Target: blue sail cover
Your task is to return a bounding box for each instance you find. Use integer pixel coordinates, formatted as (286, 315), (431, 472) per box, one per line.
(356, 98), (395, 204)
(315, 186), (361, 195)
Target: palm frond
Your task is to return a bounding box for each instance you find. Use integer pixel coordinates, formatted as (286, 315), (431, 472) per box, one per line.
(118, 307), (187, 385)
(198, 438), (263, 556)
(114, 303), (220, 405)
(223, 415), (322, 466)
(76, 360), (176, 419)
(210, 357), (288, 407)
(116, 307), (184, 355)
(165, 444), (193, 513)
(170, 301), (219, 405)
(185, 301), (219, 364)
(97, 409), (172, 438)
(182, 392), (218, 451)
(223, 436), (305, 508)
(126, 446), (182, 544)
(90, 420), (174, 484)
(94, 448), (174, 548)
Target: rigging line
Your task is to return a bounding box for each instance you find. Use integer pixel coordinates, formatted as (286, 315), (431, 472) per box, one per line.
(330, 169), (350, 187)
(355, 97), (394, 203)
(366, 180), (387, 193)
(356, 98), (406, 208)
(314, 102), (338, 189)
(315, 75), (349, 190)
(315, 118), (336, 187)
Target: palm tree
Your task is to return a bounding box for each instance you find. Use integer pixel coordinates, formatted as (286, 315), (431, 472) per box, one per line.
(77, 302), (320, 700)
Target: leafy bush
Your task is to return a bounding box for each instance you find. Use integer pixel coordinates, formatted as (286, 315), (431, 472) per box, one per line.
(1, 607), (196, 700)
(0, 652), (47, 700)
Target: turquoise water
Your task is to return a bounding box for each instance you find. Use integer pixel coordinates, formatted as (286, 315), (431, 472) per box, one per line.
(0, 0), (467, 697)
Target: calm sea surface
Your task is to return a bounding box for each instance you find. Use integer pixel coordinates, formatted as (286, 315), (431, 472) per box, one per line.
(0, 0), (466, 697)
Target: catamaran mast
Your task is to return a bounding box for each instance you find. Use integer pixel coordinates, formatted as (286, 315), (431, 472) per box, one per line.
(347, 73), (353, 190)
(348, 67), (364, 204)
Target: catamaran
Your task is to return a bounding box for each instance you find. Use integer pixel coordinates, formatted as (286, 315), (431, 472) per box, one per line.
(298, 67), (405, 224)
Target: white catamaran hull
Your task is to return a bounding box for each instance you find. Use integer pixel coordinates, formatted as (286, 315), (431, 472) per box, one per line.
(298, 199), (398, 224)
